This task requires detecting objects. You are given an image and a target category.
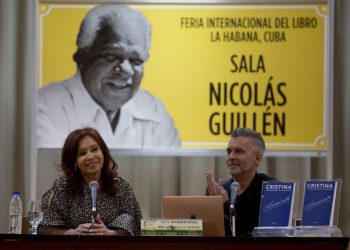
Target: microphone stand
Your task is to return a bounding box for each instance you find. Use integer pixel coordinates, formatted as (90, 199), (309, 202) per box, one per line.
(229, 203), (236, 236)
(92, 204), (97, 221)
(89, 202), (97, 230)
(90, 210), (97, 228)
(89, 181), (98, 230)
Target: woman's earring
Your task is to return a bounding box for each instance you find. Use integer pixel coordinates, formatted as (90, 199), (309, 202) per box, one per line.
(74, 165), (78, 171)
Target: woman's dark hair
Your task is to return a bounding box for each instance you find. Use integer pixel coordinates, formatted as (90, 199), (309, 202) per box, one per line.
(61, 127), (118, 195)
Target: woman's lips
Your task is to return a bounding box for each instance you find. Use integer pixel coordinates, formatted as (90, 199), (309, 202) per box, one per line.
(85, 161), (98, 167)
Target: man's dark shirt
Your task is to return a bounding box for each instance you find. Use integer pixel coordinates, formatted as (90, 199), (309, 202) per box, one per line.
(206, 172), (275, 236)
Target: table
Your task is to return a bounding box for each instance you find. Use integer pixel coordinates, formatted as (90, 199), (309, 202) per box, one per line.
(0, 234), (348, 250)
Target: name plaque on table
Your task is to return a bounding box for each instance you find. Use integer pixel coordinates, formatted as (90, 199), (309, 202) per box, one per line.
(141, 218), (203, 236)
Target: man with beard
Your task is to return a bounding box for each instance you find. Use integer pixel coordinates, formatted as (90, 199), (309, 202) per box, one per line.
(37, 5), (180, 148)
(205, 127), (275, 236)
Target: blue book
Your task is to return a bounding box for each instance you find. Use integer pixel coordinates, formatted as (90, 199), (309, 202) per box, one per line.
(258, 181), (296, 227)
(301, 180), (337, 226)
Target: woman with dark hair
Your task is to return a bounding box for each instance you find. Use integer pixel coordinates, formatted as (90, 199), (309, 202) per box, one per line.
(38, 127), (142, 235)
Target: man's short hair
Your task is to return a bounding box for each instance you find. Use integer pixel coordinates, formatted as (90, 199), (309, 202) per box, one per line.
(230, 127), (265, 154)
(73, 4), (151, 65)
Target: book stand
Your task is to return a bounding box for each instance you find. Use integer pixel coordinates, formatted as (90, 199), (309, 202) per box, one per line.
(253, 226), (294, 237)
(294, 226), (342, 237)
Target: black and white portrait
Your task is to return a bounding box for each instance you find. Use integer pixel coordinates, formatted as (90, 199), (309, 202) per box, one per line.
(37, 4), (181, 148)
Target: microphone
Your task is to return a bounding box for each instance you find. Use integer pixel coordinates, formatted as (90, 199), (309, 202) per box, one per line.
(230, 181), (240, 212)
(229, 181), (240, 236)
(89, 181), (99, 218)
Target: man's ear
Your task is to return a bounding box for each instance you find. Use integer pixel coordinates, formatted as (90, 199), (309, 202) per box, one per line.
(254, 152), (263, 167)
(73, 49), (88, 66)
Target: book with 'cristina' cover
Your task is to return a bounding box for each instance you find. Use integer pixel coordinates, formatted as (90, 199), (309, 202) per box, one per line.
(301, 180), (337, 226)
(258, 181), (296, 227)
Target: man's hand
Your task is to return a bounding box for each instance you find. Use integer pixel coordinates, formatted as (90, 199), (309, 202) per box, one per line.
(205, 171), (229, 203)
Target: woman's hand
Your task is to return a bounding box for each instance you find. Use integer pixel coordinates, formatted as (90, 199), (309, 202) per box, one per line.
(64, 216), (108, 235)
(63, 223), (93, 235)
(86, 214), (131, 236)
(89, 214), (112, 235)
(61, 215), (131, 236)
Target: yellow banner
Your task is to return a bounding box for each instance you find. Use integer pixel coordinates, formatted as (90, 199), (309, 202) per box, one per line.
(38, 2), (329, 151)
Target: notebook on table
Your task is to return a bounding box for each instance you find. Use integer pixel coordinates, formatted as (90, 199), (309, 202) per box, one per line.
(162, 196), (225, 236)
